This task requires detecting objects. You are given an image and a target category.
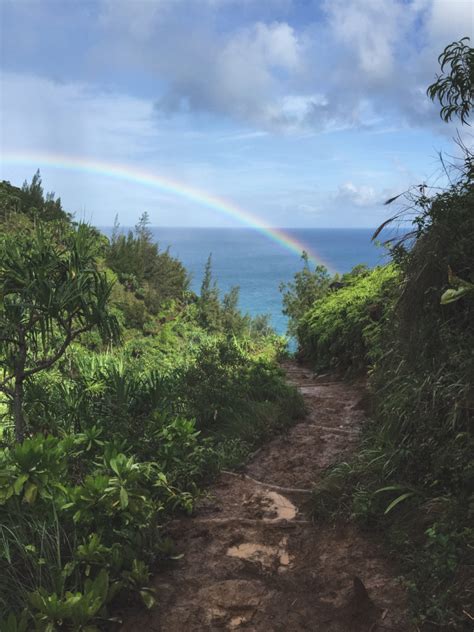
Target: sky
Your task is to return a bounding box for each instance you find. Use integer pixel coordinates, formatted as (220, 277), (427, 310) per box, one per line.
(0, 0), (472, 228)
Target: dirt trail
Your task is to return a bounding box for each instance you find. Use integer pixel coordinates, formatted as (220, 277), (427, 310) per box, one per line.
(121, 363), (409, 631)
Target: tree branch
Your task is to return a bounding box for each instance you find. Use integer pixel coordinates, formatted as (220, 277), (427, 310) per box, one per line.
(21, 324), (91, 380)
(0, 379), (14, 397)
(0, 335), (18, 345)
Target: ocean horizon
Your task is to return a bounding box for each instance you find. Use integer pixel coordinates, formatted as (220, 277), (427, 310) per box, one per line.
(100, 226), (390, 335)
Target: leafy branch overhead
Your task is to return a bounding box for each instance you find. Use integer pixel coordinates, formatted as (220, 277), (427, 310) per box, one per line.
(427, 37), (473, 125)
(373, 38), (473, 254)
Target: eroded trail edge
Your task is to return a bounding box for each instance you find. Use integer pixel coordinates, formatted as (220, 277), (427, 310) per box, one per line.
(122, 363), (409, 631)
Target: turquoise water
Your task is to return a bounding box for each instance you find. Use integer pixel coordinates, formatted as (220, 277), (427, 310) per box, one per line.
(102, 227), (387, 335)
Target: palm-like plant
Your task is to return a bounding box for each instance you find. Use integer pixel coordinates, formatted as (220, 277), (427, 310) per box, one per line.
(0, 224), (120, 441)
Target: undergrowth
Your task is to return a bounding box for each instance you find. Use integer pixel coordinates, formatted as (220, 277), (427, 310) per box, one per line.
(0, 176), (304, 630)
(297, 38), (474, 627)
(298, 264), (398, 373)
(307, 172), (474, 629)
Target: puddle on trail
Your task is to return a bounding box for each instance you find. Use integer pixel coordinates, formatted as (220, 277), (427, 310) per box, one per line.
(265, 491), (296, 520)
(227, 536), (292, 572)
(229, 616), (246, 629)
(227, 490), (296, 571)
(242, 489), (297, 521)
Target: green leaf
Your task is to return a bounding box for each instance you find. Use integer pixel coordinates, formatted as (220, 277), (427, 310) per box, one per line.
(374, 485), (406, 494)
(13, 474), (28, 494)
(140, 589), (156, 609)
(384, 492), (415, 515)
(441, 286), (473, 304)
(86, 568), (109, 607)
(119, 486), (129, 509)
(6, 613), (15, 630)
(23, 481), (38, 504)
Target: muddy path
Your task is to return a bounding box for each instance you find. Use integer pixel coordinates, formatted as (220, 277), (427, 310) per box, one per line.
(121, 363), (409, 631)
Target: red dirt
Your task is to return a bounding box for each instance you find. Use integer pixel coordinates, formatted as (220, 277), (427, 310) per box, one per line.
(121, 363), (411, 631)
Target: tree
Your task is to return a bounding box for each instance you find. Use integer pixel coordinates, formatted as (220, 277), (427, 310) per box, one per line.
(20, 170), (69, 222)
(427, 37), (473, 125)
(135, 211), (152, 243)
(222, 286), (247, 336)
(22, 169), (44, 210)
(0, 224), (119, 441)
(198, 254), (221, 331)
(1, 173), (68, 225)
(106, 213), (189, 315)
(374, 37), (473, 244)
(279, 252), (330, 337)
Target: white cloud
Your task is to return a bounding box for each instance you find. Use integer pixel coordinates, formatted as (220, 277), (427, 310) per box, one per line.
(323, 0), (405, 79)
(94, 0), (471, 132)
(0, 72), (187, 225)
(1, 0), (470, 230)
(304, 0), (473, 131)
(336, 182), (378, 207)
(98, 0), (167, 38)
(154, 21), (303, 128)
(0, 72), (159, 160)
(426, 0), (474, 45)
(3, 0), (473, 134)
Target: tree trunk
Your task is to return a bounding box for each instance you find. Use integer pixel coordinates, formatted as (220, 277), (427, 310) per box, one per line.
(14, 379), (25, 442)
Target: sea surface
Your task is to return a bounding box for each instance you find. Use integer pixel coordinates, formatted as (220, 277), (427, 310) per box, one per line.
(102, 227), (388, 335)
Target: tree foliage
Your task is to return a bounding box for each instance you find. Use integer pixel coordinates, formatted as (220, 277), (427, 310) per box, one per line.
(0, 172), (297, 629)
(427, 37), (473, 125)
(106, 213), (189, 316)
(279, 251), (331, 337)
(297, 265), (398, 371)
(304, 38), (474, 629)
(198, 254), (221, 331)
(0, 171), (69, 223)
(0, 224), (119, 440)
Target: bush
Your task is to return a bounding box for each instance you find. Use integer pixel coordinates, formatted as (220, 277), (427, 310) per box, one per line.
(179, 337), (304, 439)
(308, 166), (474, 628)
(0, 175), (305, 628)
(0, 432), (200, 627)
(298, 265), (398, 373)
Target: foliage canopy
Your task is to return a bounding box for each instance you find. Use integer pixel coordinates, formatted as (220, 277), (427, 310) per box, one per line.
(427, 37), (473, 125)
(0, 224), (119, 441)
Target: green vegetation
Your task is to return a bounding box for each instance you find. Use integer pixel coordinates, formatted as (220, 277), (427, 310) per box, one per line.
(0, 175), (303, 629)
(287, 39), (473, 630)
(427, 36), (473, 124)
(106, 212), (189, 321)
(279, 251), (331, 337)
(1, 34), (471, 632)
(297, 264), (397, 373)
(0, 225), (119, 441)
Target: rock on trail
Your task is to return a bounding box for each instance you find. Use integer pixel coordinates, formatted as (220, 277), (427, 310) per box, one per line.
(121, 363), (410, 631)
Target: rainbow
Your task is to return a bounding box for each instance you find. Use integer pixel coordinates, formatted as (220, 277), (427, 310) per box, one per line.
(1, 151), (335, 271)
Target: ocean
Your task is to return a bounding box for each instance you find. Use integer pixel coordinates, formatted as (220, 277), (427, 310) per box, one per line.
(102, 227), (388, 335)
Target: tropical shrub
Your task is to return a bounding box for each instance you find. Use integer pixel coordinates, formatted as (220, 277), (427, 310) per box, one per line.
(0, 429), (205, 627)
(179, 336), (304, 447)
(106, 213), (189, 317)
(279, 251), (331, 337)
(0, 171), (303, 628)
(306, 39), (474, 626)
(298, 265), (398, 373)
(0, 223), (119, 441)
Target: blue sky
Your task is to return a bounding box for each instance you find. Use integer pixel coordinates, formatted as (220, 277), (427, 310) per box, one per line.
(0, 0), (472, 227)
